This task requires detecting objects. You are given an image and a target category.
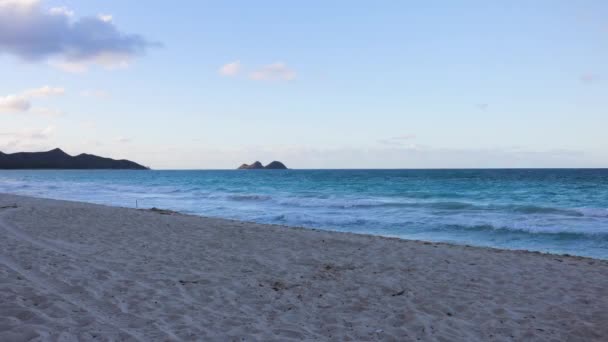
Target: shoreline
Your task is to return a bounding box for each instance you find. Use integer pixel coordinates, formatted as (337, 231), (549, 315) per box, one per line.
(2, 192), (605, 262)
(1, 193), (607, 340)
(143, 206), (605, 263)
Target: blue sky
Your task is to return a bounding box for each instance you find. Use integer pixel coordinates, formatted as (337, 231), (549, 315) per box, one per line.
(1, 0), (607, 168)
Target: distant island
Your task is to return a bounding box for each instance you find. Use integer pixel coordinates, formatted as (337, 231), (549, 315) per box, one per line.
(0, 148), (149, 170)
(238, 161), (288, 170)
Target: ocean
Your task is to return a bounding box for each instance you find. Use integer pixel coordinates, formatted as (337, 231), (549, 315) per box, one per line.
(1, 169), (607, 259)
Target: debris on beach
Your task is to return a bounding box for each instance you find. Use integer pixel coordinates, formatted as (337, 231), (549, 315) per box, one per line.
(391, 290), (405, 297)
(145, 207), (180, 215)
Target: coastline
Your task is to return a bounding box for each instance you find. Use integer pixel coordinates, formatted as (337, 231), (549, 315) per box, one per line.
(2, 169), (607, 260)
(1, 193), (607, 340)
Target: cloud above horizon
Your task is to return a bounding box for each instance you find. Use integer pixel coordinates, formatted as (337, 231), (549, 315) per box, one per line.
(80, 89), (110, 99)
(0, 0), (156, 71)
(133, 143), (592, 170)
(31, 107), (64, 117)
(249, 62), (296, 81)
(580, 73), (601, 84)
(218, 60), (241, 76)
(219, 61), (296, 81)
(0, 125), (57, 153)
(115, 136), (132, 144)
(0, 86), (64, 114)
(377, 134), (417, 147)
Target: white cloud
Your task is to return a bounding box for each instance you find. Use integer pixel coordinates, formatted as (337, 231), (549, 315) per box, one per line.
(50, 61), (89, 73)
(98, 14), (112, 22)
(580, 73), (601, 84)
(50, 52), (133, 73)
(0, 0), (156, 72)
(0, 125), (57, 152)
(0, 125), (55, 140)
(377, 134), (417, 146)
(0, 86), (64, 114)
(0, 0), (38, 9)
(218, 60), (241, 77)
(80, 121), (97, 129)
(22, 85), (65, 98)
(0, 95), (30, 112)
(32, 107), (64, 117)
(49, 6), (73, 17)
(80, 89), (110, 99)
(249, 62), (296, 81)
(29, 125), (55, 139)
(116, 137), (132, 143)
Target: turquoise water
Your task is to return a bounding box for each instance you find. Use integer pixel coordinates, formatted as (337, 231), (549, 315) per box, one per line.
(1, 169), (607, 259)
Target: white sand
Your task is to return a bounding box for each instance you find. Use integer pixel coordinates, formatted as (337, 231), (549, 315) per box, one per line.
(0, 193), (607, 341)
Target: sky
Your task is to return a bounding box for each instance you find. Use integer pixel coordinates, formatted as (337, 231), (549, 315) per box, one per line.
(0, 0), (607, 169)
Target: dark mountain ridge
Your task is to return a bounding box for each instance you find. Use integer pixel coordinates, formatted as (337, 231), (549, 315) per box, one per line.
(0, 148), (149, 170)
(264, 161), (288, 169)
(238, 161), (288, 170)
(238, 161), (265, 170)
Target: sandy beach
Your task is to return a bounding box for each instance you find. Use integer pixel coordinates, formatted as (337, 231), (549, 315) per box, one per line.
(0, 193), (607, 341)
